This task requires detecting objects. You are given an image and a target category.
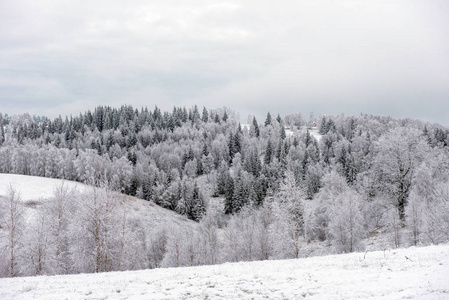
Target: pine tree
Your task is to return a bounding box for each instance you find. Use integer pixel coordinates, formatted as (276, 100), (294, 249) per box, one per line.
(232, 172), (248, 213)
(276, 114), (282, 124)
(222, 111), (228, 122)
(305, 129), (311, 147)
(216, 161), (230, 195)
(252, 116), (260, 138)
(202, 107), (209, 123)
(264, 112), (272, 126)
(224, 175), (235, 214)
(0, 122), (5, 145)
(280, 125), (286, 140)
(319, 116), (328, 134)
(264, 140), (273, 165)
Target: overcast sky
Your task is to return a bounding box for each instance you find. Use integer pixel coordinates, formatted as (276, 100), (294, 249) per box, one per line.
(1, 0), (448, 125)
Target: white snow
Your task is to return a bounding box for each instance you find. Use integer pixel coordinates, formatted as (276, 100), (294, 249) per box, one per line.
(309, 127), (322, 143)
(1, 244), (448, 299)
(0, 174), (88, 202)
(285, 127), (295, 137)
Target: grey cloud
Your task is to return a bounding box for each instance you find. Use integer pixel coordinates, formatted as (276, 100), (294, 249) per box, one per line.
(0, 0), (448, 125)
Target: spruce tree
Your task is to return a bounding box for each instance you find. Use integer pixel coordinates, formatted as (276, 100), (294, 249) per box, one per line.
(265, 112), (272, 126)
(224, 175), (234, 214)
(202, 107), (209, 123)
(252, 116), (260, 138)
(264, 140), (273, 165)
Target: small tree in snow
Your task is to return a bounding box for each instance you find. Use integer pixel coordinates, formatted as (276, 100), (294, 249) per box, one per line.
(269, 201), (295, 259)
(0, 185), (24, 277)
(161, 225), (190, 268)
(69, 185), (127, 273)
(328, 190), (365, 253)
(269, 171), (305, 259)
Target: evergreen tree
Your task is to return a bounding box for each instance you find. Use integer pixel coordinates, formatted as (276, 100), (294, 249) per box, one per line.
(189, 182), (205, 221)
(202, 107), (209, 123)
(305, 129), (311, 147)
(222, 111), (228, 122)
(224, 175), (235, 214)
(280, 125), (286, 140)
(264, 112), (272, 126)
(252, 117), (260, 138)
(0, 122), (5, 145)
(232, 172), (248, 213)
(264, 140), (273, 165)
(216, 161), (231, 195)
(319, 116), (328, 135)
(276, 114), (282, 124)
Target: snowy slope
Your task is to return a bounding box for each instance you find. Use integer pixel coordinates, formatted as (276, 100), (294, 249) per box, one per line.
(0, 173), (195, 229)
(0, 174), (88, 201)
(1, 244), (448, 300)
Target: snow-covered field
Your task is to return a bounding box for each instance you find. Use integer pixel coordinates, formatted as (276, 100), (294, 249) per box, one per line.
(1, 244), (448, 300)
(0, 174), (88, 201)
(309, 127), (322, 143)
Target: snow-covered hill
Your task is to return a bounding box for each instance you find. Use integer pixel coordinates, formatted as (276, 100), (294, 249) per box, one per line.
(0, 174), (195, 231)
(1, 244), (448, 300)
(0, 174), (88, 201)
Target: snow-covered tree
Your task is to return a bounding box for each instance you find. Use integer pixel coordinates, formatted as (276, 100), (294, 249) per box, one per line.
(269, 201), (296, 259)
(161, 225), (190, 268)
(327, 190), (365, 252)
(69, 186), (127, 273)
(0, 185), (24, 277)
(374, 127), (429, 222)
(269, 171), (305, 258)
(306, 171), (348, 242)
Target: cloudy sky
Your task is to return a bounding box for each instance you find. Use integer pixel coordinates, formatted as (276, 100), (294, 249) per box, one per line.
(1, 0), (448, 124)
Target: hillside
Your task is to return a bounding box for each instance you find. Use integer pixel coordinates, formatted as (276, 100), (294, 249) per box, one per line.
(1, 243), (448, 299)
(0, 174), (198, 276)
(0, 174), (196, 229)
(0, 174), (88, 201)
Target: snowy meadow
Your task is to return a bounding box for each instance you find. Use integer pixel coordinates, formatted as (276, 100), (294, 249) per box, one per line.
(1, 243), (448, 299)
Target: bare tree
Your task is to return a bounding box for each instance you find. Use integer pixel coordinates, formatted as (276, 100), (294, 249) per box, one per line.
(24, 209), (51, 276)
(196, 209), (220, 265)
(161, 225), (189, 268)
(0, 185), (24, 277)
(45, 182), (76, 274)
(328, 190), (365, 252)
(69, 185), (125, 273)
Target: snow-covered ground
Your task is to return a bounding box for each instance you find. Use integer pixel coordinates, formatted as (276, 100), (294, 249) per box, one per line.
(1, 244), (448, 300)
(0, 174), (88, 201)
(309, 127), (322, 143)
(285, 126), (322, 143)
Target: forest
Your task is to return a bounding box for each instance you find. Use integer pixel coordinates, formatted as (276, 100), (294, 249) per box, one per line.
(1, 105), (449, 277)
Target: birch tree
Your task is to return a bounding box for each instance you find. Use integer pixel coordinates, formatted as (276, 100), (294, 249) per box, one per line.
(328, 190), (365, 252)
(269, 171), (305, 258)
(70, 185), (125, 273)
(0, 185), (24, 277)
